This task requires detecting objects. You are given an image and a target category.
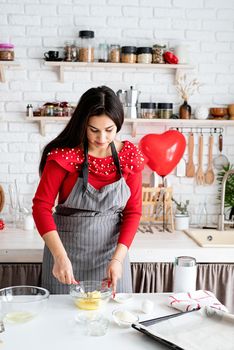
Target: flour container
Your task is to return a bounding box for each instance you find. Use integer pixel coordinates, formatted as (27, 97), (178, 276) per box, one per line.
(173, 256), (197, 293)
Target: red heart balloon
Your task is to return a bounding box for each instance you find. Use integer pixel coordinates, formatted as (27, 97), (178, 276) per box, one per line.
(139, 131), (186, 176)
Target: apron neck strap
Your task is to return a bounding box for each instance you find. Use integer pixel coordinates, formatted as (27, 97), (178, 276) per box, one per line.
(81, 141), (122, 193)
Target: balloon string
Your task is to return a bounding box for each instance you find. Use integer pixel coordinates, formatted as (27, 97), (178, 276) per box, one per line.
(162, 176), (167, 232)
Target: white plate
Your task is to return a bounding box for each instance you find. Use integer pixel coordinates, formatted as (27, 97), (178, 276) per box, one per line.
(112, 293), (133, 304)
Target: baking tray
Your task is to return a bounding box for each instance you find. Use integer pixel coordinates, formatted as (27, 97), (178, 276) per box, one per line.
(132, 307), (234, 350)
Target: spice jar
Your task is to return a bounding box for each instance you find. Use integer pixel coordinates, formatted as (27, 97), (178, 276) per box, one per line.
(0, 43), (15, 61)
(121, 46), (137, 64)
(98, 43), (109, 62)
(45, 105), (54, 116)
(152, 44), (166, 64)
(109, 44), (120, 63)
(78, 30), (95, 62)
(157, 103), (173, 119)
(137, 47), (152, 64)
(140, 103), (156, 119)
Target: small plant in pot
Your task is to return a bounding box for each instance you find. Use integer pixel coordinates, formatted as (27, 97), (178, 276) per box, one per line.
(172, 197), (190, 230)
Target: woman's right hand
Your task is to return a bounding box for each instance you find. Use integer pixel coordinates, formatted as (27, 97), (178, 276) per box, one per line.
(52, 254), (76, 285)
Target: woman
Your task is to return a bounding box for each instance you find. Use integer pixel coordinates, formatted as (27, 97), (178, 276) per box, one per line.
(32, 86), (144, 294)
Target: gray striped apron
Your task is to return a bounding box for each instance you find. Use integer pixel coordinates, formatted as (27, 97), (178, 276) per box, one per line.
(41, 142), (132, 294)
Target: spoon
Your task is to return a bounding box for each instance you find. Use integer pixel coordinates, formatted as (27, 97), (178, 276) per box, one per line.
(205, 134), (215, 185)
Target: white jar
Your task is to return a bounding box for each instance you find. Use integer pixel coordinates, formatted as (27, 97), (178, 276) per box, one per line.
(194, 106), (209, 120)
(173, 256), (197, 293)
(174, 45), (189, 64)
(23, 214), (34, 230)
(175, 214), (190, 230)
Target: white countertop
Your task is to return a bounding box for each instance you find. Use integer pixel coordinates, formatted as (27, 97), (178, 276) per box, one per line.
(0, 225), (234, 263)
(0, 293), (173, 350)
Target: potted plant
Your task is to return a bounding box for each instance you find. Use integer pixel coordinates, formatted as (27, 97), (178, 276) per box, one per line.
(217, 164), (234, 222)
(172, 197), (190, 230)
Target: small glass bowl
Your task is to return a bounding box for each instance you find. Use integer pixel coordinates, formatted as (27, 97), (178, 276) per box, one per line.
(112, 293), (133, 304)
(112, 308), (139, 327)
(0, 285), (49, 324)
(70, 280), (112, 311)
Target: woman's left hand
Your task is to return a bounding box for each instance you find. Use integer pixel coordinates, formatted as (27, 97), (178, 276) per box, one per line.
(106, 258), (122, 295)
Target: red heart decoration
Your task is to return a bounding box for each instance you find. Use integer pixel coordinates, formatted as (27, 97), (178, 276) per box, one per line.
(139, 131), (186, 176)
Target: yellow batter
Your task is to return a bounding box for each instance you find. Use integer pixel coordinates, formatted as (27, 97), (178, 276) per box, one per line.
(74, 290), (102, 310)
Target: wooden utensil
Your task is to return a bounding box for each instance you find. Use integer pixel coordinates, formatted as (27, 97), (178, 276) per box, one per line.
(0, 185), (5, 212)
(205, 134), (215, 185)
(186, 132), (195, 177)
(213, 133), (229, 170)
(196, 134), (205, 185)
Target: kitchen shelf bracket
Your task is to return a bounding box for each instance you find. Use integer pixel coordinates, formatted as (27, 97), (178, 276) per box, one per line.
(59, 65), (64, 83)
(0, 61), (21, 83)
(39, 120), (46, 136)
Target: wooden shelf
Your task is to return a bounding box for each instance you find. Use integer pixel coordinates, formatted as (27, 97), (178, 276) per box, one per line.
(0, 61), (21, 83)
(27, 116), (70, 136)
(27, 116), (234, 137)
(44, 61), (194, 82)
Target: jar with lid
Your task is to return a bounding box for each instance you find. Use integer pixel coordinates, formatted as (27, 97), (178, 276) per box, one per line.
(152, 44), (167, 64)
(157, 103), (173, 119)
(64, 41), (73, 62)
(45, 105), (54, 116)
(0, 43), (14, 61)
(173, 256), (197, 293)
(98, 43), (109, 62)
(121, 46), (137, 64)
(137, 47), (152, 64)
(78, 30), (95, 62)
(109, 44), (120, 63)
(140, 103), (156, 119)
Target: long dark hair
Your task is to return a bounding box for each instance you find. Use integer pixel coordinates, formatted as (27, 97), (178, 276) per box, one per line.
(39, 86), (124, 175)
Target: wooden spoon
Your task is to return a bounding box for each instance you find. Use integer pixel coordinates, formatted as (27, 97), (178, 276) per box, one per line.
(186, 132), (195, 177)
(0, 185), (5, 212)
(205, 135), (215, 185)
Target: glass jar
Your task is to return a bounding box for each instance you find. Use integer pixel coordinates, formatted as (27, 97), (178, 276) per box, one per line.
(0, 43), (14, 61)
(152, 44), (167, 64)
(78, 30), (95, 62)
(157, 103), (173, 119)
(140, 103), (156, 119)
(45, 105), (54, 116)
(121, 46), (137, 64)
(64, 40), (73, 62)
(109, 44), (120, 63)
(137, 47), (152, 64)
(98, 43), (109, 62)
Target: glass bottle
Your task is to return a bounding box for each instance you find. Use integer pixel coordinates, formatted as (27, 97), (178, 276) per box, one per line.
(179, 100), (191, 119)
(197, 202), (207, 229)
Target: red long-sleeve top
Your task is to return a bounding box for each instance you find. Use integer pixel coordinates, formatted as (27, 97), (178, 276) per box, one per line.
(32, 141), (145, 248)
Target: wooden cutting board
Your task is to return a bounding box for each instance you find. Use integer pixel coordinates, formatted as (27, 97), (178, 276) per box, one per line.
(0, 185), (5, 212)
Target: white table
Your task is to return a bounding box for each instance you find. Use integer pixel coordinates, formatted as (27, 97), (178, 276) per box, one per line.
(0, 293), (175, 350)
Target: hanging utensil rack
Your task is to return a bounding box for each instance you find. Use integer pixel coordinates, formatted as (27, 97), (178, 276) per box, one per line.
(170, 126), (224, 134)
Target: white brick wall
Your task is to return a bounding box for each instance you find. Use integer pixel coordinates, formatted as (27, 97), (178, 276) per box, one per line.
(0, 0), (234, 226)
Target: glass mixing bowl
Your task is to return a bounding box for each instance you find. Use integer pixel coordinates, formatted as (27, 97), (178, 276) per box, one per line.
(70, 280), (112, 311)
(0, 285), (49, 324)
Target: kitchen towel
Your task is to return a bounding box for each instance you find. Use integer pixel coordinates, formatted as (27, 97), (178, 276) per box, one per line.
(168, 290), (228, 313)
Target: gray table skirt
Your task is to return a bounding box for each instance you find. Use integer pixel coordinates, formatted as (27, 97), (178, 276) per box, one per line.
(132, 262), (234, 313)
(0, 262), (233, 312)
